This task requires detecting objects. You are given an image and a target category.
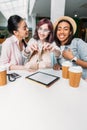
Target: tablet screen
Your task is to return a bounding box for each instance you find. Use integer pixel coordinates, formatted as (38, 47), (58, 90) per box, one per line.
(26, 71), (60, 86)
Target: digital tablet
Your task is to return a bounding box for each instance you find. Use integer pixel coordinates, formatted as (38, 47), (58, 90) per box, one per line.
(25, 71), (60, 86)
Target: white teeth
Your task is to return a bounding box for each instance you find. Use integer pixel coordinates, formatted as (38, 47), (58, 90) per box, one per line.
(59, 35), (64, 38)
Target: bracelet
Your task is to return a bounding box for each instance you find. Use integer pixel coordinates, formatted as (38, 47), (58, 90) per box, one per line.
(71, 57), (77, 63)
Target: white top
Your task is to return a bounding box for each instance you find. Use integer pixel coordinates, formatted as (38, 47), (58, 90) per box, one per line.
(0, 35), (26, 66)
(0, 69), (87, 130)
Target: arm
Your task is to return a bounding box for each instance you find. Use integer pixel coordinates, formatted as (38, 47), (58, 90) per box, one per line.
(50, 42), (61, 57)
(62, 48), (87, 68)
(9, 64), (25, 70)
(0, 40), (11, 65)
(43, 42), (61, 57)
(76, 59), (87, 68)
(24, 38), (38, 55)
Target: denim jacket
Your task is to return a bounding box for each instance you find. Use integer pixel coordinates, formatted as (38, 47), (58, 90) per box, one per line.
(58, 38), (87, 79)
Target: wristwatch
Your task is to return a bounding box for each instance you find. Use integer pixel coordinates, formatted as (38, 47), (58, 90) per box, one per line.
(71, 57), (77, 63)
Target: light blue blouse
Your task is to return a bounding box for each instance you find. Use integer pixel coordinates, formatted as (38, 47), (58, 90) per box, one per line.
(57, 38), (87, 79)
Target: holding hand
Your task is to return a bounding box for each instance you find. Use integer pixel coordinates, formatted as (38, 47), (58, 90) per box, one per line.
(53, 63), (61, 70)
(26, 43), (38, 53)
(62, 49), (74, 60)
(43, 42), (58, 52)
(43, 42), (51, 51)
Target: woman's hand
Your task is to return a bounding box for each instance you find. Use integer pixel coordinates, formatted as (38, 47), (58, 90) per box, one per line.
(62, 49), (74, 60)
(43, 42), (51, 51)
(43, 42), (58, 52)
(53, 64), (61, 70)
(26, 43), (38, 53)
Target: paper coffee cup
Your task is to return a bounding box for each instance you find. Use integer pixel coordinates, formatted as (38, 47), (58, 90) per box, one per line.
(62, 61), (72, 79)
(69, 66), (82, 88)
(0, 66), (7, 86)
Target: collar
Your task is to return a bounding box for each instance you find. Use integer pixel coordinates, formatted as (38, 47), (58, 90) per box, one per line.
(11, 35), (20, 46)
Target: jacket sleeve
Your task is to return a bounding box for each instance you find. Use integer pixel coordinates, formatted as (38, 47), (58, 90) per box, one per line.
(77, 39), (87, 61)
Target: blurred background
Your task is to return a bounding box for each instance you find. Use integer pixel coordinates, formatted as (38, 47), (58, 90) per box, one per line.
(0, 0), (87, 46)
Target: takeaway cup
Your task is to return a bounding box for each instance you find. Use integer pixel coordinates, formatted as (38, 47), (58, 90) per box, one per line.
(69, 66), (82, 88)
(0, 66), (7, 86)
(62, 61), (72, 79)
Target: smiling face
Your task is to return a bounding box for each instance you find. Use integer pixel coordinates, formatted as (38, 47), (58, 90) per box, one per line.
(37, 23), (50, 42)
(56, 21), (72, 45)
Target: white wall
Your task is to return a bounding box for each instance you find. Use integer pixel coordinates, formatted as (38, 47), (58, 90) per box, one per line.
(51, 0), (66, 23)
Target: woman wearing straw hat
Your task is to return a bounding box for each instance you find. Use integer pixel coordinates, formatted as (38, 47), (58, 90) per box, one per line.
(53, 16), (87, 81)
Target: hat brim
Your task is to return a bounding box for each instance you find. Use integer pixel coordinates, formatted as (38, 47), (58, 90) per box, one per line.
(53, 16), (77, 34)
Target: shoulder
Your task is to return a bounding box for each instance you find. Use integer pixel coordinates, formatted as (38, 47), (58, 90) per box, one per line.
(71, 38), (87, 55)
(2, 36), (12, 46)
(2, 35), (17, 50)
(72, 38), (86, 44)
(3, 35), (17, 44)
(71, 38), (87, 47)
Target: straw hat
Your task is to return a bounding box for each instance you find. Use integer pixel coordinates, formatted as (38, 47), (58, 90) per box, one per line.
(53, 16), (77, 34)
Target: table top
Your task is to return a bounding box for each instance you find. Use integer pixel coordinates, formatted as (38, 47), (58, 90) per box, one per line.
(0, 69), (87, 130)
